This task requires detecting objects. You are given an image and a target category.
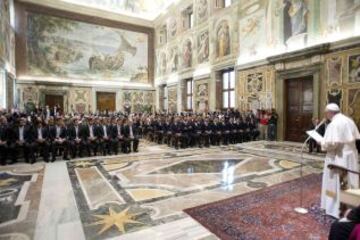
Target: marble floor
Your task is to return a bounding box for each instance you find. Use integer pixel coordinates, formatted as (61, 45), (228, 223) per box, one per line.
(0, 141), (324, 240)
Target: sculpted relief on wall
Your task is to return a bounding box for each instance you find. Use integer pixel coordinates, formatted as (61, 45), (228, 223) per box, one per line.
(26, 13), (150, 83)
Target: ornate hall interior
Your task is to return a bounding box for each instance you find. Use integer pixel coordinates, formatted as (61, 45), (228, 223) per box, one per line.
(0, 0), (360, 239)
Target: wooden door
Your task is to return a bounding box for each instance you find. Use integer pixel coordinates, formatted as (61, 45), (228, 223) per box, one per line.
(96, 92), (116, 112)
(45, 95), (64, 110)
(285, 76), (314, 142)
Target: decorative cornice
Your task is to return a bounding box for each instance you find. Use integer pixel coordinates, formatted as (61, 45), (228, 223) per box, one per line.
(267, 43), (330, 64)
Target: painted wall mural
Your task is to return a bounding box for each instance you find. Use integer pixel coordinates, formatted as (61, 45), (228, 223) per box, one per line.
(197, 31), (209, 64)
(182, 39), (193, 68)
(168, 47), (179, 72)
(239, 1), (267, 57)
(122, 90), (155, 113)
(348, 88), (360, 126)
(195, 81), (208, 112)
(216, 20), (230, 58)
(349, 54), (360, 83)
(283, 0), (309, 46)
(0, 0), (15, 74)
(168, 18), (177, 39)
(327, 56), (342, 86)
(197, 0), (208, 24)
(26, 13), (149, 83)
(57, 0), (172, 20)
(167, 87), (177, 113)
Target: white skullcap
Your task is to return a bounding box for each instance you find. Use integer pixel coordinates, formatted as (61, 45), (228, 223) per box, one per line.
(325, 103), (340, 112)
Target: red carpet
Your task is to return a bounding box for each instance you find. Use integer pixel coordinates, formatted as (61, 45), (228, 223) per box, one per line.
(184, 174), (335, 240)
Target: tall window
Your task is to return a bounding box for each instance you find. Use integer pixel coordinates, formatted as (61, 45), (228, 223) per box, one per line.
(224, 0), (232, 7)
(159, 25), (167, 44)
(186, 79), (193, 111)
(222, 69), (235, 109)
(163, 86), (168, 111)
(0, 70), (6, 108)
(216, 0), (232, 8)
(183, 6), (193, 30)
(189, 11), (194, 29)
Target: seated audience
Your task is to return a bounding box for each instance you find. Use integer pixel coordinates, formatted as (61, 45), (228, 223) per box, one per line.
(0, 107), (272, 164)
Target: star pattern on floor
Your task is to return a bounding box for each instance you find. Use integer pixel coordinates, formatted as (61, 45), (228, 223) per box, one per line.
(91, 207), (144, 235)
(0, 177), (17, 187)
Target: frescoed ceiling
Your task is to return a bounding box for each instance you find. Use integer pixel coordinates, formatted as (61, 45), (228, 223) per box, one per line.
(59, 0), (177, 20)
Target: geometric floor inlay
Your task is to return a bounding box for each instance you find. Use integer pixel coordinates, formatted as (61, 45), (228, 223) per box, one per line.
(0, 141), (325, 240)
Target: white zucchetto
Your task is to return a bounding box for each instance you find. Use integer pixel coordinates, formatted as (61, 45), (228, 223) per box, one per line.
(325, 103), (340, 112)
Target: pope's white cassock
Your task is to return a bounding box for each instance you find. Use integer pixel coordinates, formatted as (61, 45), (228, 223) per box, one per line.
(320, 104), (360, 218)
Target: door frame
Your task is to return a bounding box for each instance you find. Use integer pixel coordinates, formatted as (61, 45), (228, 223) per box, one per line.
(275, 64), (321, 141)
(96, 91), (117, 112)
(284, 76), (314, 142)
(40, 89), (68, 112)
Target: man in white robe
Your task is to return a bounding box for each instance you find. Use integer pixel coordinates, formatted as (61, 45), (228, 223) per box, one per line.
(320, 103), (360, 218)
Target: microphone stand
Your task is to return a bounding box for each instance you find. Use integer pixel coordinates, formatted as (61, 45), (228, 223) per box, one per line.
(294, 119), (325, 214)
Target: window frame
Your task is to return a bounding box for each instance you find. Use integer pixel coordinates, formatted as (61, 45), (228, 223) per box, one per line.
(221, 69), (235, 110)
(186, 78), (193, 111)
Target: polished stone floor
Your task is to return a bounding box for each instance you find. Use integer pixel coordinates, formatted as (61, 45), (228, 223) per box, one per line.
(0, 141), (324, 240)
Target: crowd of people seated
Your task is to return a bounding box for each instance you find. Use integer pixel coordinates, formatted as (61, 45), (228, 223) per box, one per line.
(141, 109), (266, 149)
(0, 107), (279, 165)
(0, 109), (141, 165)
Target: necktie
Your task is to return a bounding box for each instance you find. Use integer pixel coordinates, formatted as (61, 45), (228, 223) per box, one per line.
(75, 126), (78, 138)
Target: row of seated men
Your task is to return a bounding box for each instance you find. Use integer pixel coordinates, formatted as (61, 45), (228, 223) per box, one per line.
(0, 115), (140, 165)
(142, 116), (260, 149)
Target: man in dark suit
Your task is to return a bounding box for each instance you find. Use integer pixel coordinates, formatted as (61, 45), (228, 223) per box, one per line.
(0, 116), (10, 165)
(212, 118), (222, 146)
(123, 119), (139, 153)
(81, 117), (99, 156)
(67, 117), (85, 158)
(11, 117), (36, 164)
(50, 117), (69, 161)
(202, 118), (213, 147)
(97, 117), (112, 156)
(33, 118), (51, 162)
(110, 118), (125, 154)
(171, 118), (184, 149)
